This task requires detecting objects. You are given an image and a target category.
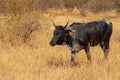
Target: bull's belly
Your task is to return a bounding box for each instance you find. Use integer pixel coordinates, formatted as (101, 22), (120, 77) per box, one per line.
(89, 40), (102, 46)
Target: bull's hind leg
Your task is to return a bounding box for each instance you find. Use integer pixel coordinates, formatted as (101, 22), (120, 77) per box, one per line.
(100, 41), (110, 60)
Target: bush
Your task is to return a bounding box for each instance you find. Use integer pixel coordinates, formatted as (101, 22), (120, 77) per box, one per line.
(5, 13), (42, 45)
(89, 0), (114, 12)
(113, 0), (120, 12)
(0, 0), (120, 14)
(63, 0), (88, 8)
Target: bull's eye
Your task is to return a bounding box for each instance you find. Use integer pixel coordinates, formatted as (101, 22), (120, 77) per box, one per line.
(56, 33), (59, 36)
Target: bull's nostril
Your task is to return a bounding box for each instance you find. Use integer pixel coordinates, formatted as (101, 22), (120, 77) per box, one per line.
(51, 44), (55, 46)
(50, 41), (55, 46)
(50, 43), (55, 46)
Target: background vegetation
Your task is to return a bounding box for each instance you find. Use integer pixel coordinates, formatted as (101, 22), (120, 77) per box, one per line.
(0, 0), (120, 14)
(0, 0), (120, 80)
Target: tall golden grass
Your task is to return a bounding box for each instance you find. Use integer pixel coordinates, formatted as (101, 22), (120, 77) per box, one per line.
(0, 9), (120, 80)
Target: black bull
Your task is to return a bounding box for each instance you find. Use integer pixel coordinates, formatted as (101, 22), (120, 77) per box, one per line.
(50, 20), (113, 65)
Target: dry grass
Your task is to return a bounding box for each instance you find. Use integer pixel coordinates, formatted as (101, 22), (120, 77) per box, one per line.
(0, 9), (120, 80)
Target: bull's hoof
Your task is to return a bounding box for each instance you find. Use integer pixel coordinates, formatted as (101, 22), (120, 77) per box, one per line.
(70, 62), (80, 67)
(70, 62), (74, 66)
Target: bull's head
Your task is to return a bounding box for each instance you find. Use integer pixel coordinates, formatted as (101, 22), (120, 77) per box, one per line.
(50, 21), (70, 46)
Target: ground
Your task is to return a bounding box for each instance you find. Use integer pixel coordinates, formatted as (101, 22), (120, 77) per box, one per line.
(0, 9), (120, 80)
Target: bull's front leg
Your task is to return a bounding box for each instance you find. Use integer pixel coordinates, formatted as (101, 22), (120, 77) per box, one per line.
(84, 46), (91, 62)
(70, 51), (76, 66)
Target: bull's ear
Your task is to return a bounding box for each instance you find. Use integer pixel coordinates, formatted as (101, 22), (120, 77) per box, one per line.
(64, 21), (69, 28)
(52, 21), (56, 28)
(65, 30), (72, 36)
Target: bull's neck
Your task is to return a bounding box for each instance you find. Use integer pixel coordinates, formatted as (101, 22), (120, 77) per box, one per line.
(65, 35), (73, 47)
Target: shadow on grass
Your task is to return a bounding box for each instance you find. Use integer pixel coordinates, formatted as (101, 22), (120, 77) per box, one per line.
(47, 60), (82, 68)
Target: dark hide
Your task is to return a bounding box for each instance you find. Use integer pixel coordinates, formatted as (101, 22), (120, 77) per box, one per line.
(50, 20), (113, 65)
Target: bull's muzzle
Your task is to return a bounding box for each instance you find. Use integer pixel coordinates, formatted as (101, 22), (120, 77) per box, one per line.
(50, 41), (55, 46)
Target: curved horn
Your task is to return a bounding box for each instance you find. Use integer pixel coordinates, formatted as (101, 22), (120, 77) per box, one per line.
(64, 21), (69, 28)
(52, 21), (56, 28)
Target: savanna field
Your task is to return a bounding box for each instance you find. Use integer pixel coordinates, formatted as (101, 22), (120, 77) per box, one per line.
(0, 7), (120, 80)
